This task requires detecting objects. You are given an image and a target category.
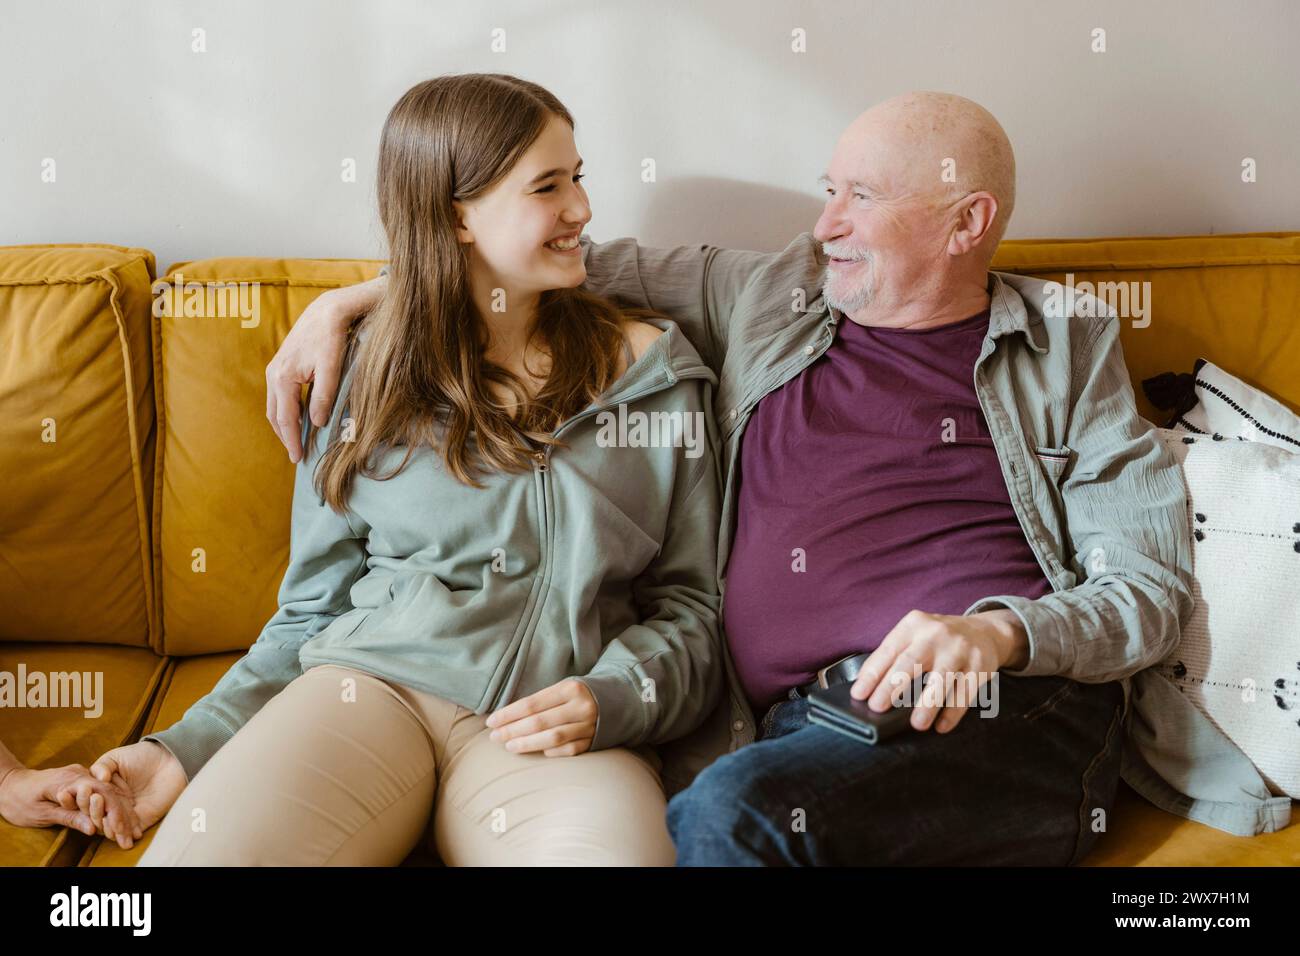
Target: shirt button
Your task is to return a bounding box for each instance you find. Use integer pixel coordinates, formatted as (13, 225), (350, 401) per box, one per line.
(728, 408), (738, 420)
(732, 720), (745, 731)
(804, 345), (815, 355)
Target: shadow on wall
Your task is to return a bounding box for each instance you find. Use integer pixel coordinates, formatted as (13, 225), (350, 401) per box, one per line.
(633, 177), (826, 252)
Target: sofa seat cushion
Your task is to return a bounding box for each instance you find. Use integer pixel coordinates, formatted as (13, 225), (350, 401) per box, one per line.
(0, 642), (167, 866)
(1082, 782), (1298, 865)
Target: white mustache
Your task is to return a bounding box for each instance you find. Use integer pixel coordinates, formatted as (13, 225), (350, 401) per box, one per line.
(823, 245), (870, 261)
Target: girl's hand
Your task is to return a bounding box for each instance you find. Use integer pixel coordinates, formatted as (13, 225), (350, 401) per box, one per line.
(485, 679), (598, 756)
(52, 771), (144, 849)
(58, 741), (187, 847)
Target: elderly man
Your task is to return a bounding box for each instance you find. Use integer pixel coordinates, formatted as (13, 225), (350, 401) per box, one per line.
(264, 91), (1193, 865)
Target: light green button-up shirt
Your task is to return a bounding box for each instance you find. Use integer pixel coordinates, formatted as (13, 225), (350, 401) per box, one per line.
(581, 232), (1291, 837)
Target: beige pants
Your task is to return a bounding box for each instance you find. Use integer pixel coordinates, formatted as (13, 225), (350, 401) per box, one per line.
(138, 664), (675, 866)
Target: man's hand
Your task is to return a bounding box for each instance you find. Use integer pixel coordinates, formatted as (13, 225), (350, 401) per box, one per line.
(56, 741), (188, 847)
(484, 679), (599, 756)
(849, 608), (1029, 734)
(265, 275), (387, 463)
(0, 763), (142, 847)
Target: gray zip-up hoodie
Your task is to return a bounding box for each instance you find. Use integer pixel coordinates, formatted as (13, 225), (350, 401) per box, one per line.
(145, 315), (725, 781)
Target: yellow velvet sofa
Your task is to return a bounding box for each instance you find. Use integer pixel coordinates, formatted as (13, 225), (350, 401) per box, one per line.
(2, 233), (1298, 867)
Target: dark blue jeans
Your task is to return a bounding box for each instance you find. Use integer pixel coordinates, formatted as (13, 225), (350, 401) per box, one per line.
(666, 672), (1125, 866)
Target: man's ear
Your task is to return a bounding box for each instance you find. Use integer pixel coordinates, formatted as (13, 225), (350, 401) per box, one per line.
(948, 191), (998, 256)
(452, 199), (475, 245)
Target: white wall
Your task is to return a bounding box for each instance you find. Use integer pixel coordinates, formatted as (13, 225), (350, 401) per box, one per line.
(3, 0), (1297, 269)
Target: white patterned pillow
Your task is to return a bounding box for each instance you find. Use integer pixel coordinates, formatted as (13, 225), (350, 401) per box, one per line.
(1171, 359), (1300, 453)
(1151, 427), (1300, 798)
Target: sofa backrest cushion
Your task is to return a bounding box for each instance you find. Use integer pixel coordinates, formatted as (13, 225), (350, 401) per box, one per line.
(992, 232), (1300, 423)
(0, 244), (157, 647)
(155, 257), (383, 655)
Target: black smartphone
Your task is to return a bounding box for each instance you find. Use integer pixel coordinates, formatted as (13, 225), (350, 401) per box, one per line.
(807, 675), (925, 745)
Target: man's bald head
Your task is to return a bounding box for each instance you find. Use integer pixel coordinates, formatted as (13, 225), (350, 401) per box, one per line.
(843, 91), (1016, 247)
(814, 91), (1017, 327)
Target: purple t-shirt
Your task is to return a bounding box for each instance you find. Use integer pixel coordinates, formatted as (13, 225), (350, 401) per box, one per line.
(723, 308), (1053, 714)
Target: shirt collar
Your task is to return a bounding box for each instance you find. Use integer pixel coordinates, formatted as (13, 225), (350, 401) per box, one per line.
(822, 275), (1047, 355)
(988, 271), (1050, 354)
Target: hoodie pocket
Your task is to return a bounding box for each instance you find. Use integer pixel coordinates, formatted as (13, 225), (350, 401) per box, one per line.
(313, 607), (369, 645)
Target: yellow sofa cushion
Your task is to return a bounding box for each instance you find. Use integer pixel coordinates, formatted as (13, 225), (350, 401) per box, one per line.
(153, 259), (383, 656)
(0, 244), (158, 648)
(0, 642), (167, 866)
(992, 232), (1300, 423)
(1083, 782), (1300, 865)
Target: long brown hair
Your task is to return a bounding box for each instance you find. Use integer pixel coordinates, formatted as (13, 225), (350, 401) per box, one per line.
(308, 73), (660, 509)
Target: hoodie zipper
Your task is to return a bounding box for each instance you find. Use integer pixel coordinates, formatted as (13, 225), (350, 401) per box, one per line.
(499, 358), (711, 705)
(525, 377), (693, 470)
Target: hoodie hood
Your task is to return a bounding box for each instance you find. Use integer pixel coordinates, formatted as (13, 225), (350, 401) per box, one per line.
(592, 314), (717, 409)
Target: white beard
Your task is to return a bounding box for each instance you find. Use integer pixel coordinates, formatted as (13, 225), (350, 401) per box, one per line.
(821, 259), (874, 313)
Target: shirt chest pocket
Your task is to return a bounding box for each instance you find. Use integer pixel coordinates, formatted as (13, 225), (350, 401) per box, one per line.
(1033, 444), (1073, 482)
